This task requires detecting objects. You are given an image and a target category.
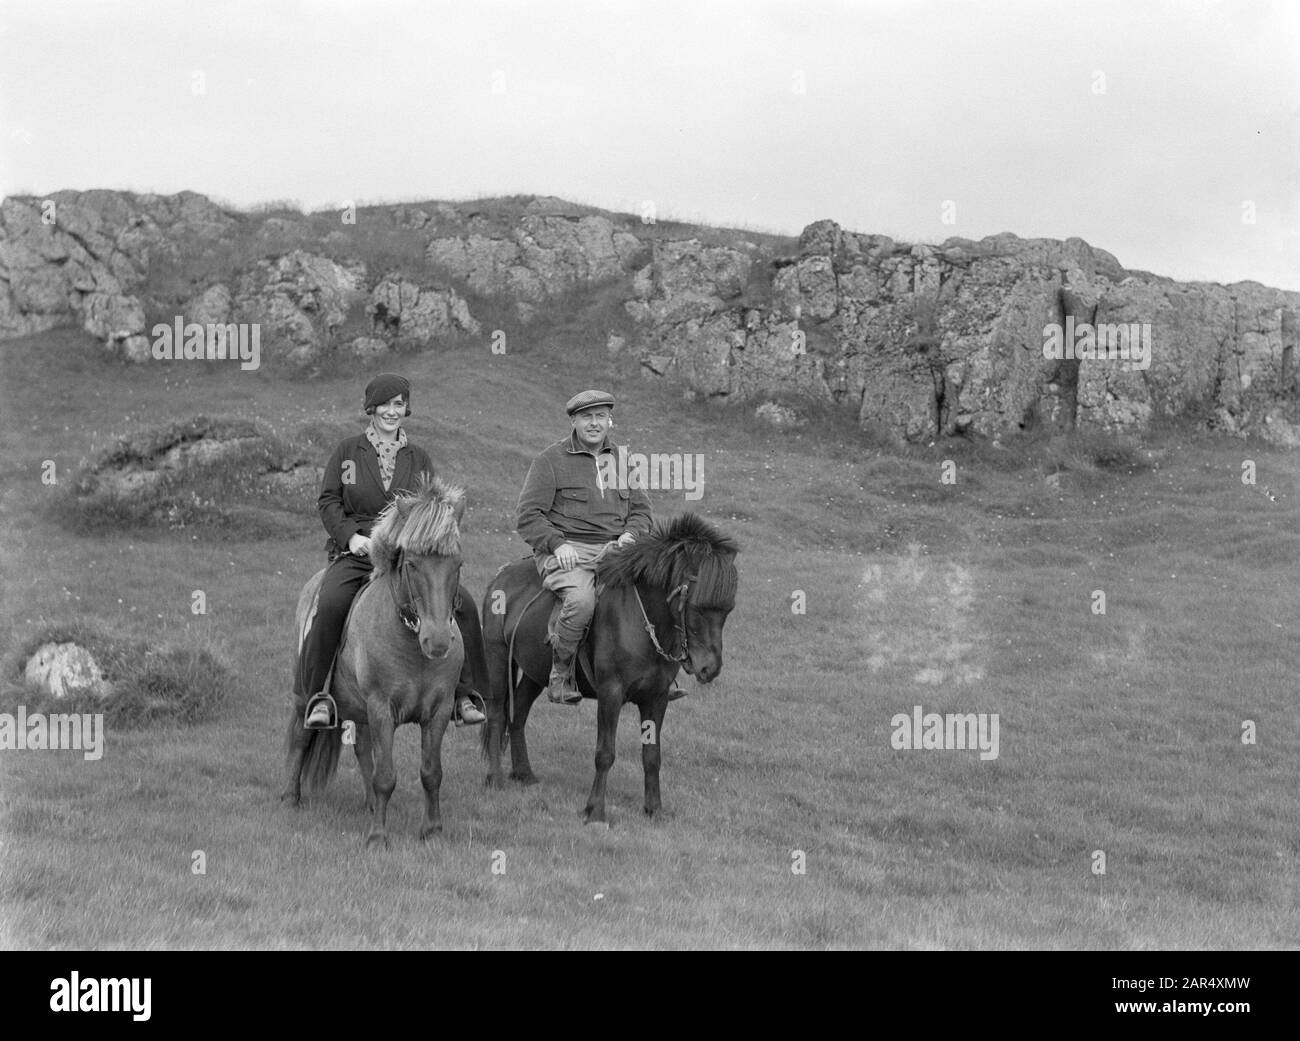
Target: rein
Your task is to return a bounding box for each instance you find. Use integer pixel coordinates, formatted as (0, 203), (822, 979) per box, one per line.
(389, 557), (421, 632)
(633, 580), (691, 665)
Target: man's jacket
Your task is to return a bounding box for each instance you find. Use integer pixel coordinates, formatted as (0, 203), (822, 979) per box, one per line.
(516, 432), (652, 556)
(318, 433), (435, 551)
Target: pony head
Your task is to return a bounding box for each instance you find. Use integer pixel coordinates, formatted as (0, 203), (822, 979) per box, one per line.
(597, 513), (739, 682)
(369, 473), (465, 575)
(597, 512), (739, 609)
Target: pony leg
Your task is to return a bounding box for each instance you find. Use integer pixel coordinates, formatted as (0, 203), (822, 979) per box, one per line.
(365, 701), (397, 850)
(280, 702), (310, 805)
(639, 693), (668, 817)
(482, 627), (510, 789)
(582, 689), (622, 824)
(508, 674), (544, 785)
(419, 705), (454, 840)
(353, 722), (375, 814)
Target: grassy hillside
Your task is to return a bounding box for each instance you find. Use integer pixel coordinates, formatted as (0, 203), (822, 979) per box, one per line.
(1, 323), (1298, 949)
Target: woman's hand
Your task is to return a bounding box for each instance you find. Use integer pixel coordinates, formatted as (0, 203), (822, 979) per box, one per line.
(348, 534), (372, 557)
(617, 532), (637, 548)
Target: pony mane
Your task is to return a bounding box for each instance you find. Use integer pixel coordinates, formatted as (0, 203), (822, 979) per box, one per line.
(369, 473), (464, 575)
(596, 513), (739, 609)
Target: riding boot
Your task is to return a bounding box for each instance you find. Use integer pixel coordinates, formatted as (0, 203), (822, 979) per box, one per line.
(546, 635), (583, 705)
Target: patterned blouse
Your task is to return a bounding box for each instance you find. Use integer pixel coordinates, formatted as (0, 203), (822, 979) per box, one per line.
(364, 422), (407, 491)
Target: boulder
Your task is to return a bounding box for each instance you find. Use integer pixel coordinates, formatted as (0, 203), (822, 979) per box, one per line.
(24, 642), (113, 699)
(1257, 410), (1300, 449)
(81, 291), (148, 357)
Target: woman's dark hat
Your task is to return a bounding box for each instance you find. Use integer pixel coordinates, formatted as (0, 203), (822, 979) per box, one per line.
(364, 373), (411, 415)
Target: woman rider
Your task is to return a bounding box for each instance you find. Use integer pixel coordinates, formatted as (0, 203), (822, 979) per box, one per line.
(296, 372), (487, 728)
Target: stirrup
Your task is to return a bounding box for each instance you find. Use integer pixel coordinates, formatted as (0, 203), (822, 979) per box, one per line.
(667, 680), (688, 701)
(454, 691), (486, 728)
(304, 693), (338, 730)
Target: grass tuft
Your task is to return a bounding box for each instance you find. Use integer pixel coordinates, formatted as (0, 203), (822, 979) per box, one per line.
(56, 416), (315, 539)
(2, 620), (235, 728)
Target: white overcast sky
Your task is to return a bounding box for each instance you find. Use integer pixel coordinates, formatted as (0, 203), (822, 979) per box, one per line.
(2, 0), (1296, 289)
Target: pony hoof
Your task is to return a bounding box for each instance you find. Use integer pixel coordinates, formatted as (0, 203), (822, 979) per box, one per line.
(586, 820), (611, 831)
(419, 825), (443, 842)
(279, 792), (301, 807)
(511, 772), (539, 786)
(365, 832), (389, 851)
(484, 773), (505, 789)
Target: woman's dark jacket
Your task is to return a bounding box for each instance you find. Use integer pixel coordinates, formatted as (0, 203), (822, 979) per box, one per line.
(317, 432), (435, 555)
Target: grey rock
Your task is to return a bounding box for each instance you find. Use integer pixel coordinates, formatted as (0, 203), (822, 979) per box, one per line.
(24, 642), (113, 699)
(368, 279), (480, 343)
(235, 250), (364, 363)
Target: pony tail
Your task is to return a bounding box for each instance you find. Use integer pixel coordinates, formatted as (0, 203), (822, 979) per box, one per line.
(300, 727), (342, 793)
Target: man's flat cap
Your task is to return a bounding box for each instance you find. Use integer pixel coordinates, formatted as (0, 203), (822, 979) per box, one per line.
(565, 389), (616, 415)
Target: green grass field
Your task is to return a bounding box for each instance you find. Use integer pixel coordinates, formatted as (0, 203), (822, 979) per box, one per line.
(1, 326), (1298, 949)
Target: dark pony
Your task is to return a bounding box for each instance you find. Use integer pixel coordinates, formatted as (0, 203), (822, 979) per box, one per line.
(283, 475), (467, 848)
(480, 513), (739, 824)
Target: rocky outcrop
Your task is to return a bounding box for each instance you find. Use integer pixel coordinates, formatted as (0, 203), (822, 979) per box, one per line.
(0, 190), (235, 355)
(233, 251), (366, 364)
(4, 189), (1298, 443)
(427, 214), (644, 316)
(626, 222), (1300, 443)
(368, 278), (480, 344)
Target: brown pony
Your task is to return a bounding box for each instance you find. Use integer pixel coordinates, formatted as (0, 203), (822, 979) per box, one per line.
(282, 475), (466, 849)
(480, 513), (739, 824)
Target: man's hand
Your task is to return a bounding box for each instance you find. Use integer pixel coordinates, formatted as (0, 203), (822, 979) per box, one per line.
(554, 543), (580, 570)
(616, 532), (637, 548)
(348, 533), (372, 557)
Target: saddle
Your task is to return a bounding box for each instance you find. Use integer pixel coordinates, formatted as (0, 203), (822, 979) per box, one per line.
(500, 557), (600, 695)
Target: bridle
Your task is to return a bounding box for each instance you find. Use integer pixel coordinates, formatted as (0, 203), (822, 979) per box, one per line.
(389, 552), (454, 635)
(633, 578), (693, 667)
